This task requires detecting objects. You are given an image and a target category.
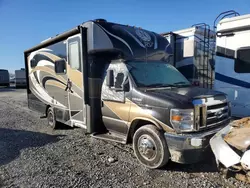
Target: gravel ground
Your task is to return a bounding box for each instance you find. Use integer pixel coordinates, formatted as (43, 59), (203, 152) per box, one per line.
(0, 87), (249, 188)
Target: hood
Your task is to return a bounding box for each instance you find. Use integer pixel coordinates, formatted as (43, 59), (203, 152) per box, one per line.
(224, 117), (250, 151)
(138, 86), (226, 109)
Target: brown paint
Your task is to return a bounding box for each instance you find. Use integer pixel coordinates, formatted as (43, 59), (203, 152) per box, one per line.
(104, 98), (174, 132)
(30, 66), (67, 84)
(225, 118), (250, 151)
(38, 52), (62, 62)
(66, 64), (83, 89)
(103, 100), (131, 123)
(46, 80), (66, 90)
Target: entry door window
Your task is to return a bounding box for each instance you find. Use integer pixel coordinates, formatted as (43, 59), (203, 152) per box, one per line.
(69, 41), (80, 71)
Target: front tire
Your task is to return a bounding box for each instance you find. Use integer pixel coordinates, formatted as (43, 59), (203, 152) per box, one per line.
(133, 124), (170, 169)
(47, 107), (57, 129)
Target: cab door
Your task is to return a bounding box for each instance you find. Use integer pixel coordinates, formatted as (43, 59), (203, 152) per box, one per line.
(101, 62), (131, 136)
(66, 35), (86, 126)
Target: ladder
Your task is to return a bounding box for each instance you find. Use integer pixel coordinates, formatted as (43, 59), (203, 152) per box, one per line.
(192, 23), (212, 89)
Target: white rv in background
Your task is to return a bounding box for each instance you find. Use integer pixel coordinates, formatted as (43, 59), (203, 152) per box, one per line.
(0, 69), (10, 87)
(162, 25), (216, 89)
(15, 68), (26, 88)
(214, 14), (250, 117)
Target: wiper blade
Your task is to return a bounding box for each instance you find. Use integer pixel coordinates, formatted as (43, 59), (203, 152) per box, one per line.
(146, 83), (176, 88)
(173, 81), (191, 86)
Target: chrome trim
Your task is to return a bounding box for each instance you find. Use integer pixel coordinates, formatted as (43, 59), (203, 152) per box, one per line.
(194, 105), (201, 130)
(207, 106), (228, 114)
(193, 96), (229, 130)
(207, 112), (229, 120)
(200, 117), (230, 129)
(202, 105), (207, 128)
(205, 99), (227, 106)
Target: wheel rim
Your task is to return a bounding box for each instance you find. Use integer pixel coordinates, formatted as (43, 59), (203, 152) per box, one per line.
(48, 111), (54, 127)
(137, 134), (157, 161)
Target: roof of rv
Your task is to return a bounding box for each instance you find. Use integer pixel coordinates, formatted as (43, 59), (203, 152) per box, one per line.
(25, 19), (171, 61)
(25, 19), (162, 53)
(217, 14), (250, 32)
(161, 26), (216, 38)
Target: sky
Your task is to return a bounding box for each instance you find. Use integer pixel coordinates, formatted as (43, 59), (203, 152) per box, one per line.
(0, 0), (249, 73)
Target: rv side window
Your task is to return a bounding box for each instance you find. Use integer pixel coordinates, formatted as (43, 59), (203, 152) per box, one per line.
(235, 48), (250, 73)
(69, 41), (80, 70)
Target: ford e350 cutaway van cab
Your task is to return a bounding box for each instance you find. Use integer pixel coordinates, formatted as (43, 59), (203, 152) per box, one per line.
(24, 19), (231, 169)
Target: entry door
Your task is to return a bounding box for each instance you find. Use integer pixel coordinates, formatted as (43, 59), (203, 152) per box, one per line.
(66, 35), (86, 125)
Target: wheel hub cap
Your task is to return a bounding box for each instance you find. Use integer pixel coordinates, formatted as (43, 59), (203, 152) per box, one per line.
(138, 135), (156, 160)
(48, 112), (54, 126)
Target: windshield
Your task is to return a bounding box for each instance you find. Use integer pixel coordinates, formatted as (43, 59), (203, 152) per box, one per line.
(127, 61), (191, 88)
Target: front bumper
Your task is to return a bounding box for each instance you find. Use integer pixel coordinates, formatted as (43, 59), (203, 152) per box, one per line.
(164, 125), (228, 164)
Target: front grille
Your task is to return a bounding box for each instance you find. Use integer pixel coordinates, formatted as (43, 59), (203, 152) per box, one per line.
(199, 102), (230, 130)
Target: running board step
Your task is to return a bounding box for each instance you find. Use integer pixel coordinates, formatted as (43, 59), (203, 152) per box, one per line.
(92, 132), (126, 144)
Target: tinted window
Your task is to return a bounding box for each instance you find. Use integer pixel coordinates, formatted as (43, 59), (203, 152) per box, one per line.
(127, 61), (190, 87)
(235, 48), (250, 73)
(69, 42), (80, 70)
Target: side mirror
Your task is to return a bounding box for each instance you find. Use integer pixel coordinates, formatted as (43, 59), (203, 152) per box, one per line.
(55, 59), (66, 74)
(30, 58), (36, 68)
(123, 79), (129, 92)
(106, 70), (114, 87)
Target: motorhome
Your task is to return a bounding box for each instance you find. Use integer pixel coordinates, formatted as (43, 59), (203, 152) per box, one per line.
(24, 19), (230, 169)
(161, 25), (216, 89)
(214, 13), (250, 117)
(15, 68), (26, 88)
(0, 69), (10, 87)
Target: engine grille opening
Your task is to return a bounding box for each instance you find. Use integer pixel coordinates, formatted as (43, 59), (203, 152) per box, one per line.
(199, 102), (230, 130)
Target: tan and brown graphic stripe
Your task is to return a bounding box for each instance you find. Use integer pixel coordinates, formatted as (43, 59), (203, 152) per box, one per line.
(38, 52), (62, 62)
(28, 51), (83, 90)
(103, 98), (174, 132)
(45, 80), (66, 90)
(39, 52), (83, 90)
(30, 66), (67, 85)
(66, 64), (83, 89)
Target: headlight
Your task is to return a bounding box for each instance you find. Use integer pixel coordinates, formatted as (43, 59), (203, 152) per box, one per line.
(170, 109), (194, 133)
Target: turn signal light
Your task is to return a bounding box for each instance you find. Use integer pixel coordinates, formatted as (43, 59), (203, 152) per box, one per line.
(171, 115), (182, 121)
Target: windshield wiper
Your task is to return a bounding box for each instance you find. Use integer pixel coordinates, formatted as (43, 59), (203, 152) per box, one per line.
(173, 81), (191, 86)
(145, 83), (176, 88)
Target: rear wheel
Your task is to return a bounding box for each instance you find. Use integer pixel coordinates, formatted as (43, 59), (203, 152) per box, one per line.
(133, 124), (170, 169)
(47, 107), (57, 129)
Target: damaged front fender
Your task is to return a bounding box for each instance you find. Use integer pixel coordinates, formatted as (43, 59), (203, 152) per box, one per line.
(210, 117), (250, 183)
(210, 125), (241, 168)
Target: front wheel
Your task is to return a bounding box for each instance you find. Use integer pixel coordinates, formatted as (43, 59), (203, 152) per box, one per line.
(133, 124), (170, 169)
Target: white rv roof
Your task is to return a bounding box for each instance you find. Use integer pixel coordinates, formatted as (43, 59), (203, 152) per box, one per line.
(171, 26), (216, 38)
(217, 14), (250, 32)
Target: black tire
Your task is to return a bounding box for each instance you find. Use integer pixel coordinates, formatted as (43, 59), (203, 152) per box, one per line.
(133, 124), (170, 169)
(47, 107), (57, 129)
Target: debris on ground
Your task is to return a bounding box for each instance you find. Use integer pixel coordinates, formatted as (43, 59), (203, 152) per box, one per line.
(0, 88), (249, 187)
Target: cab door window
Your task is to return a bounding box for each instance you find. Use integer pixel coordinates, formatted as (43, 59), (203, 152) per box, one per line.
(101, 63), (129, 103)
